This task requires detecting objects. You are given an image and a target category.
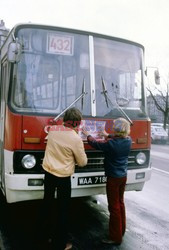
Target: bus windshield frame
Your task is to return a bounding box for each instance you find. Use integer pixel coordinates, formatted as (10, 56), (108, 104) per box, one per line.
(9, 26), (147, 119)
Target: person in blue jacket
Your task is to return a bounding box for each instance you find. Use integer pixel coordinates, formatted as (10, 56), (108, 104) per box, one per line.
(82, 117), (132, 245)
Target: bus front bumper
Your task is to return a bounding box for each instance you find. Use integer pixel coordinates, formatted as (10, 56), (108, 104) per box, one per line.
(4, 167), (151, 203)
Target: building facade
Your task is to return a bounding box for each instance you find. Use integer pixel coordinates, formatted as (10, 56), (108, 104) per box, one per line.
(0, 20), (9, 48)
(147, 95), (168, 123)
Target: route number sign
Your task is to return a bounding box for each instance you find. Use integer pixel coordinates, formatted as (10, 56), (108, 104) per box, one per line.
(47, 33), (74, 55)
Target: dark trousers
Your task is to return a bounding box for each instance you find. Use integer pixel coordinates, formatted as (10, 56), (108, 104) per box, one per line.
(106, 176), (127, 243)
(42, 171), (71, 250)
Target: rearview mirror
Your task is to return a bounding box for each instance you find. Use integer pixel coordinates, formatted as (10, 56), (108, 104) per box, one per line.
(7, 40), (22, 63)
(154, 69), (160, 85)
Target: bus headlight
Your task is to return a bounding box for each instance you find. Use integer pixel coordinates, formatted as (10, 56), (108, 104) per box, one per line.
(136, 152), (146, 165)
(21, 155), (36, 169)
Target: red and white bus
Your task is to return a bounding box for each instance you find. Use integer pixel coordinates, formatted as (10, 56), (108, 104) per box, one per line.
(0, 23), (151, 203)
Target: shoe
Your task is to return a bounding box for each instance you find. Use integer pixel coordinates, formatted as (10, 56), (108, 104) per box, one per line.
(64, 242), (73, 250)
(102, 238), (121, 245)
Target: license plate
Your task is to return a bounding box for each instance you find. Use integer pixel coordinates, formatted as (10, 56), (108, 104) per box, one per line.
(78, 176), (107, 186)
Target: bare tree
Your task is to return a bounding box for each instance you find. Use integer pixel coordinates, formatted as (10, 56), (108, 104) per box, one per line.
(147, 73), (169, 130)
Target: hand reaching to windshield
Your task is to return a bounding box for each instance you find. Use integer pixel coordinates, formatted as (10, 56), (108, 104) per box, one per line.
(82, 127), (90, 137)
(99, 130), (109, 138)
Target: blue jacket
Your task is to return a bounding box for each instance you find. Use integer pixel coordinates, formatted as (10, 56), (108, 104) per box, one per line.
(87, 135), (132, 178)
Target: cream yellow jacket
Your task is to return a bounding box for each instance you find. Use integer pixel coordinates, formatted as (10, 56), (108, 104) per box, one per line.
(43, 126), (87, 177)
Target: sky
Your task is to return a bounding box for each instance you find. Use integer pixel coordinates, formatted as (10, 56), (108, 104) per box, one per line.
(1, 0), (169, 79)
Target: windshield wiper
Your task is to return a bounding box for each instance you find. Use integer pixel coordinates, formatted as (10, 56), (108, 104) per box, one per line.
(101, 76), (109, 108)
(81, 77), (86, 110)
(101, 77), (133, 125)
(53, 78), (87, 122)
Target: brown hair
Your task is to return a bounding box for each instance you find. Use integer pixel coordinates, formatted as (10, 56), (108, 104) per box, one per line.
(63, 108), (82, 128)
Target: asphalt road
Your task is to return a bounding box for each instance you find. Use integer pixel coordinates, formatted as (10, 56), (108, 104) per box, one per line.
(150, 144), (169, 173)
(0, 144), (169, 250)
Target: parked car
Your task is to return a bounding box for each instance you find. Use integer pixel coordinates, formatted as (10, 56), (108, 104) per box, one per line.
(151, 123), (168, 144)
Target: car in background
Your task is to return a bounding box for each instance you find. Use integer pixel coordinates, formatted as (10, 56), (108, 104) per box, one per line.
(151, 123), (168, 144)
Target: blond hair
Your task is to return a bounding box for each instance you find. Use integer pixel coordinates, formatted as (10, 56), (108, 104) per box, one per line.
(113, 117), (130, 137)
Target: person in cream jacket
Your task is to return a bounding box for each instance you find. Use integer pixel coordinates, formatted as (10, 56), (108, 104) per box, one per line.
(42, 108), (87, 250)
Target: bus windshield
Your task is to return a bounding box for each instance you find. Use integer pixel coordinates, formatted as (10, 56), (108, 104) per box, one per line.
(10, 27), (144, 118)
(94, 37), (143, 117)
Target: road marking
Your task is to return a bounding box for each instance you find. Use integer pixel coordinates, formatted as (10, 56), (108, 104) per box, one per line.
(152, 167), (169, 175)
(151, 151), (169, 160)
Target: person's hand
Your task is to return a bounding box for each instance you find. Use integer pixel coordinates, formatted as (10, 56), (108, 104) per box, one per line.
(99, 130), (109, 138)
(82, 127), (90, 137)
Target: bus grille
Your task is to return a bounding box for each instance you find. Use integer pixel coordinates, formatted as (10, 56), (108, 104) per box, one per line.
(75, 150), (150, 173)
(13, 149), (150, 174)
(75, 150), (105, 173)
